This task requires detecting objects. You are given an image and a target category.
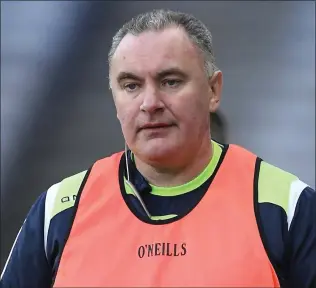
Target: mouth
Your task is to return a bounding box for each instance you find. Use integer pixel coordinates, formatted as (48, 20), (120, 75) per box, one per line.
(140, 123), (174, 131)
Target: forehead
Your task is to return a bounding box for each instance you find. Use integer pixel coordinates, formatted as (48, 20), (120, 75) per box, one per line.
(110, 27), (204, 76)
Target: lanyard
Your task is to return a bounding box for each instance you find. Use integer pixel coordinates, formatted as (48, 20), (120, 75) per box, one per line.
(124, 144), (152, 218)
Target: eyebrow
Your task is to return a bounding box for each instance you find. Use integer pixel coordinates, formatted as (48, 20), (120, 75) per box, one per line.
(116, 72), (142, 83)
(156, 68), (187, 79)
(116, 68), (187, 84)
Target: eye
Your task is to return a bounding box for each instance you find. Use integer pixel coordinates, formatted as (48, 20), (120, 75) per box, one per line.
(162, 79), (182, 88)
(124, 83), (139, 92)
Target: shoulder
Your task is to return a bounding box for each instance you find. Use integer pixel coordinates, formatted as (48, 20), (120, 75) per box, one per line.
(254, 159), (315, 285)
(45, 169), (89, 231)
(45, 151), (124, 224)
(256, 159), (311, 228)
(42, 169), (91, 268)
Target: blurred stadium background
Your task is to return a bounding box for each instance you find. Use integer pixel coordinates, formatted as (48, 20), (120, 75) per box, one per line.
(1, 1), (315, 269)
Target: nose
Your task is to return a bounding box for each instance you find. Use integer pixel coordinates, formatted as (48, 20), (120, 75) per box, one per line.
(140, 85), (164, 113)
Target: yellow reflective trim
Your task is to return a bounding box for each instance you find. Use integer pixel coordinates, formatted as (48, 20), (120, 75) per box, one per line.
(124, 179), (178, 220)
(150, 141), (222, 196)
(127, 140), (222, 196)
(50, 170), (87, 219)
(124, 179), (135, 195)
(150, 214), (178, 220)
(258, 161), (298, 215)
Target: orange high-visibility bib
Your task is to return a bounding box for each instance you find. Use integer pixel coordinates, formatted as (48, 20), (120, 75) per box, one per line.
(53, 145), (280, 287)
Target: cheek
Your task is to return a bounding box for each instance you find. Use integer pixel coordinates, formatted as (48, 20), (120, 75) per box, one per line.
(172, 90), (210, 130)
(116, 98), (132, 122)
(176, 91), (209, 117)
(113, 95), (141, 143)
(118, 111), (132, 129)
(116, 103), (138, 134)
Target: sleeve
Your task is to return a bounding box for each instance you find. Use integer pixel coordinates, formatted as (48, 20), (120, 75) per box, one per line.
(257, 160), (316, 288)
(0, 191), (52, 288)
(285, 185), (316, 288)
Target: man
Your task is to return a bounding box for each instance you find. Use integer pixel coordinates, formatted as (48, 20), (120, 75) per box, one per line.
(1, 9), (315, 288)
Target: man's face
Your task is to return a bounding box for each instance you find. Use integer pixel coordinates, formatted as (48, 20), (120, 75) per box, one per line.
(110, 26), (222, 163)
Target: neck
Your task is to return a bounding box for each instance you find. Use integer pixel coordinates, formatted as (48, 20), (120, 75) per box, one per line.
(134, 136), (213, 187)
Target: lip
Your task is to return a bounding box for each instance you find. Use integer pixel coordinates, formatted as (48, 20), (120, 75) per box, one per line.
(140, 123), (173, 130)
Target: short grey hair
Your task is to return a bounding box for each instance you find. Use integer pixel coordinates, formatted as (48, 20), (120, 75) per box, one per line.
(108, 9), (218, 77)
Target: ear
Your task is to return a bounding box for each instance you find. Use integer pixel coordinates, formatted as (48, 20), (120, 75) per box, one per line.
(208, 70), (223, 113)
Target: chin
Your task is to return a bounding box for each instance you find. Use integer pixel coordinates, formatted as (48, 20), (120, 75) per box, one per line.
(140, 138), (179, 161)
